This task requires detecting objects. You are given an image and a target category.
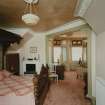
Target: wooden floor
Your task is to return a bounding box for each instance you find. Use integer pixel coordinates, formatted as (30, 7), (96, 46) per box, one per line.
(44, 71), (91, 105)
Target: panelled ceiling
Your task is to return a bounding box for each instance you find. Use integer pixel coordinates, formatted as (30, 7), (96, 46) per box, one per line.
(0, 0), (78, 32)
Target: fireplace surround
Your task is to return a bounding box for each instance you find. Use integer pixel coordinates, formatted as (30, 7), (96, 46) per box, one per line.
(23, 60), (41, 75)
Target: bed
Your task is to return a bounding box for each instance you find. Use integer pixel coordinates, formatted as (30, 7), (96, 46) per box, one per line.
(0, 70), (35, 105)
(0, 66), (50, 105)
(0, 29), (35, 105)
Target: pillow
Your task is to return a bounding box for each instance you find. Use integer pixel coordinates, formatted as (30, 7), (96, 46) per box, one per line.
(0, 71), (4, 80)
(2, 70), (12, 77)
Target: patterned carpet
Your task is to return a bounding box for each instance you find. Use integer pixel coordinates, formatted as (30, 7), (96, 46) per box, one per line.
(44, 71), (91, 105)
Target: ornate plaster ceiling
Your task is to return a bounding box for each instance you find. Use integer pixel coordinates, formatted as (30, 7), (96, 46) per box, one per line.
(0, 0), (78, 32)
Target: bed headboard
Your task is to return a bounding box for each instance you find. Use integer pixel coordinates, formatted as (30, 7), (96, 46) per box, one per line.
(33, 65), (50, 105)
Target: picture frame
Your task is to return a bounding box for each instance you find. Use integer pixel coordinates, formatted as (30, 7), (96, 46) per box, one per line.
(30, 47), (37, 53)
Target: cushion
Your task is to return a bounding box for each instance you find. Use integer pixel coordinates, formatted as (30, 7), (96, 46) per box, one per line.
(0, 71), (4, 80)
(2, 70), (12, 77)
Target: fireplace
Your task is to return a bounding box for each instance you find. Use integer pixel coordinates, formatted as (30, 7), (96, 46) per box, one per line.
(24, 64), (36, 74)
(23, 60), (41, 75)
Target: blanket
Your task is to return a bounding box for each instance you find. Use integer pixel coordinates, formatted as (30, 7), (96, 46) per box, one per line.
(0, 75), (34, 96)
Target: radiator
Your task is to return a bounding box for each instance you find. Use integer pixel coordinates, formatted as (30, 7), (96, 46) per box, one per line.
(96, 77), (105, 105)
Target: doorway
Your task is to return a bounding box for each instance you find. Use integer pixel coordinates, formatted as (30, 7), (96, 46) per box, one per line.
(47, 31), (87, 71)
(6, 53), (20, 75)
(46, 30), (89, 95)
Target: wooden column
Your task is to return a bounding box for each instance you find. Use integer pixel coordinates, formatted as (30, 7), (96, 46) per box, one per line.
(0, 45), (2, 69)
(66, 40), (72, 71)
(2, 44), (9, 69)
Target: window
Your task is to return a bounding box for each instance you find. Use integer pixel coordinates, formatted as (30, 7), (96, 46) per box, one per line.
(72, 47), (82, 61)
(53, 47), (61, 63)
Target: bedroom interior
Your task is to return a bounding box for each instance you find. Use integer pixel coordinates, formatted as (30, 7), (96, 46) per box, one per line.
(0, 0), (98, 105)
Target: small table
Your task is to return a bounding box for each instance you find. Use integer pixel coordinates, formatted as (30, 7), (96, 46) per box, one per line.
(49, 73), (58, 83)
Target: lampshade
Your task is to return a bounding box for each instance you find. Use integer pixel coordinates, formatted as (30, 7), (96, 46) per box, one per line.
(22, 13), (40, 25)
(22, 0), (40, 25)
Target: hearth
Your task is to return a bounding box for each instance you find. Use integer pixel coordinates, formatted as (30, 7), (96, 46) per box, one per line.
(24, 64), (36, 74)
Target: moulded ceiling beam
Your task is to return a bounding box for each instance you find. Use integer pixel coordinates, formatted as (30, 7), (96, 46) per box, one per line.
(74, 0), (92, 17)
(45, 19), (86, 35)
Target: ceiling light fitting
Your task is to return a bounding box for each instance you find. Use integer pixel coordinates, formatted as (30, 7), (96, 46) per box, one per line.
(22, 0), (40, 25)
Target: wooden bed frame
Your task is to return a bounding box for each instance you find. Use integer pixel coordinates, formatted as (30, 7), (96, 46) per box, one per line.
(33, 65), (50, 105)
